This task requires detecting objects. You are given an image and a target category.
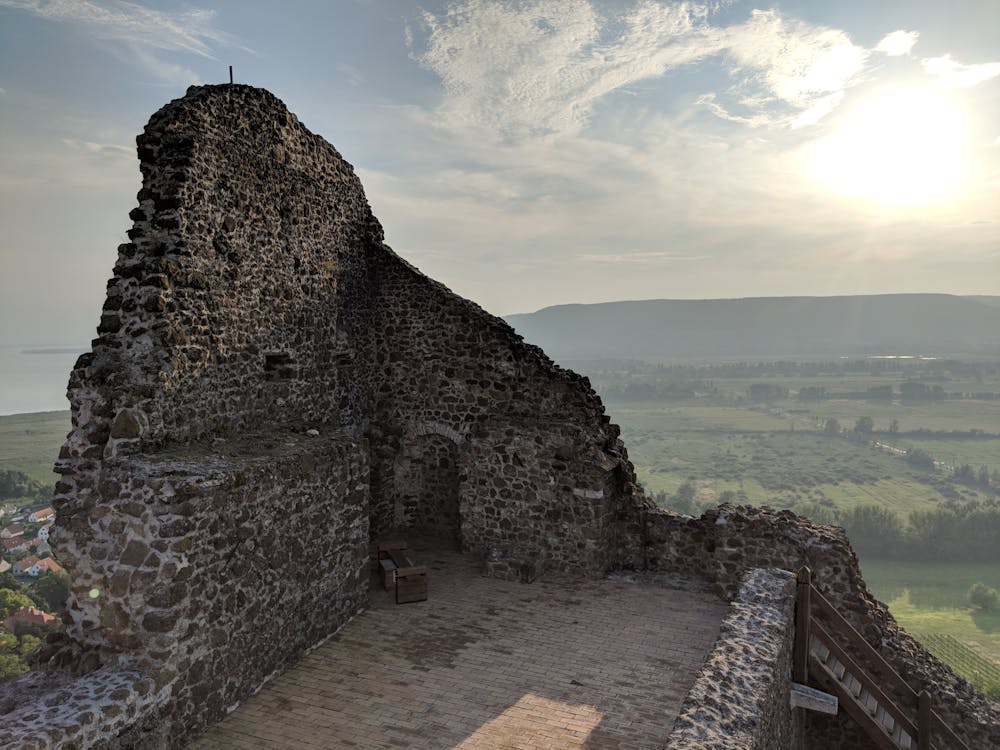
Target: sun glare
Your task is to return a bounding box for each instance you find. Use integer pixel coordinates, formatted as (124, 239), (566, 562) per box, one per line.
(811, 87), (967, 206)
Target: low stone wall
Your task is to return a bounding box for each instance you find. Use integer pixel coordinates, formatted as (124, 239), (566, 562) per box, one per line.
(667, 568), (799, 749)
(636, 503), (998, 749)
(0, 667), (164, 749)
(42, 434), (370, 746)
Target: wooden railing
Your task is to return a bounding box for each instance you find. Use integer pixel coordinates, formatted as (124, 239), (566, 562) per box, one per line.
(794, 567), (970, 750)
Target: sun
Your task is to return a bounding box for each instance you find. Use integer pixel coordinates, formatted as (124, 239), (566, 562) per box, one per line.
(811, 87), (967, 206)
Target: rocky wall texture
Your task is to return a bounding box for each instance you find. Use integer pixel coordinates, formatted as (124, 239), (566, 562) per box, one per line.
(43, 436), (369, 746)
(667, 568), (799, 749)
(460, 418), (619, 571)
(0, 668), (163, 750)
(637, 503), (998, 749)
(365, 245), (641, 555)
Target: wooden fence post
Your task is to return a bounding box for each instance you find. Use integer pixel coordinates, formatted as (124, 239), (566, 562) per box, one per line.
(794, 566), (811, 684)
(917, 690), (931, 750)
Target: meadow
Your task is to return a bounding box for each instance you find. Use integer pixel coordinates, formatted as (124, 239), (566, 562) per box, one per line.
(0, 410), (69, 486)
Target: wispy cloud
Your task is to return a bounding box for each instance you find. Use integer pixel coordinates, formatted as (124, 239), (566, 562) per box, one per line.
(875, 30), (918, 56)
(0, 0), (247, 84)
(414, 1), (868, 138)
(417, 0), (715, 139)
(717, 9), (867, 126)
(62, 138), (132, 159)
(923, 54), (1000, 88)
(336, 62), (365, 88)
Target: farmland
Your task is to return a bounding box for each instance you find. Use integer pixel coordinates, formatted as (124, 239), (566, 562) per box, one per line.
(0, 410), (69, 487)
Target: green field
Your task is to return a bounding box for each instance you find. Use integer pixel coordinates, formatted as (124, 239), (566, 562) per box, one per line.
(610, 402), (972, 517)
(803, 399), (1000, 434)
(0, 410), (69, 485)
(861, 558), (1000, 694)
(891, 436), (1000, 474)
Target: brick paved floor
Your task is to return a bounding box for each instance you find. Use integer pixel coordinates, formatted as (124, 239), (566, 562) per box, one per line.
(189, 540), (728, 750)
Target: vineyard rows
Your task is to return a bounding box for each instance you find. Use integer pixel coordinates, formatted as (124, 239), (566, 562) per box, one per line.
(919, 632), (1000, 699)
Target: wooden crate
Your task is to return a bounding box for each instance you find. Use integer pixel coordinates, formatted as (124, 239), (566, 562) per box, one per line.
(395, 566), (428, 604)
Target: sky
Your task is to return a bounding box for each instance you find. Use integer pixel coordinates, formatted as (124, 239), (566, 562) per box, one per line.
(0, 0), (998, 352)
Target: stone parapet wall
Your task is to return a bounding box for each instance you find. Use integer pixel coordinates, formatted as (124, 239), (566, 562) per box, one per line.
(47, 434), (369, 745)
(636, 503), (998, 749)
(0, 668), (164, 750)
(667, 568), (799, 749)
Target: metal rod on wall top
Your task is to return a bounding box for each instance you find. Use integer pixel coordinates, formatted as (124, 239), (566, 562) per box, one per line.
(229, 65), (233, 85)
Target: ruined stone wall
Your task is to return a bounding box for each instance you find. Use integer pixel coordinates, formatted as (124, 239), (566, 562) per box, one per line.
(461, 419), (618, 570)
(636, 503), (999, 750)
(58, 437), (368, 743)
(20, 84), (648, 748)
(365, 246), (642, 565)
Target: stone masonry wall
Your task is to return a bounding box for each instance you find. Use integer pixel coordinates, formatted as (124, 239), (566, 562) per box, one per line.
(17, 84), (648, 747)
(667, 568), (800, 749)
(461, 419), (618, 571)
(365, 244), (643, 561)
(55, 436), (368, 744)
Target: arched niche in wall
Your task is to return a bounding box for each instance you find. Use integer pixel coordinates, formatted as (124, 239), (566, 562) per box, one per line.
(392, 422), (466, 540)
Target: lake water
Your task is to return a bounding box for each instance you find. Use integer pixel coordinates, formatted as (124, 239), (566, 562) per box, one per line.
(0, 345), (86, 415)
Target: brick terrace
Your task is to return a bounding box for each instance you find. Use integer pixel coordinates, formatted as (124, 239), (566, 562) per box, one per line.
(189, 540), (728, 750)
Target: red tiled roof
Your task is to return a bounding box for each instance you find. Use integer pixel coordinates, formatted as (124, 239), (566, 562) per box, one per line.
(34, 557), (62, 574)
(1, 537), (30, 552)
(15, 555), (39, 572)
(2, 606), (58, 630)
(29, 508), (55, 521)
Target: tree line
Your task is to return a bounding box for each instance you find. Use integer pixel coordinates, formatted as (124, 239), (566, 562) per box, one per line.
(842, 501), (1000, 562)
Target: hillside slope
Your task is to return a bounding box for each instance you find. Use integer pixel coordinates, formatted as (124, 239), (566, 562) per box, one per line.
(505, 294), (1000, 359)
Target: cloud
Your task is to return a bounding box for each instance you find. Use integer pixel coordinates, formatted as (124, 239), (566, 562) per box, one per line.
(417, 0), (716, 139)
(415, 1), (866, 139)
(62, 138), (133, 159)
(875, 30), (918, 56)
(923, 54), (1000, 88)
(0, 0), (247, 83)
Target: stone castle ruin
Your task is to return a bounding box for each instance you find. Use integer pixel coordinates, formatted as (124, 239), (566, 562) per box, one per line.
(1, 86), (996, 748)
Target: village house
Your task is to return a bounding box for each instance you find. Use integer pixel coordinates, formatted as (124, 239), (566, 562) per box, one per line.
(1, 536), (30, 555)
(27, 508), (54, 524)
(1, 523), (24, 539)
(2, 606), (58, 632)
(14, 556), (63, 577)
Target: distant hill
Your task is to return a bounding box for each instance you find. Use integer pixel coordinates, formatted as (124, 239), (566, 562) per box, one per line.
(505, 294), (1000, 359)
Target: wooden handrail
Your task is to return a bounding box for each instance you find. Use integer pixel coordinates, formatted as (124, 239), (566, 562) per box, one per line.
(811, 619), (917, 739)
(929, 699), (974, 750)
(795, 567), (970, 750)
(809, 584), (916, 702)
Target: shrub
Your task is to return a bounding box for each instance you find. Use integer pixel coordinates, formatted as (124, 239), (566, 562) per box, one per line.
(969, 583), (999, 612)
